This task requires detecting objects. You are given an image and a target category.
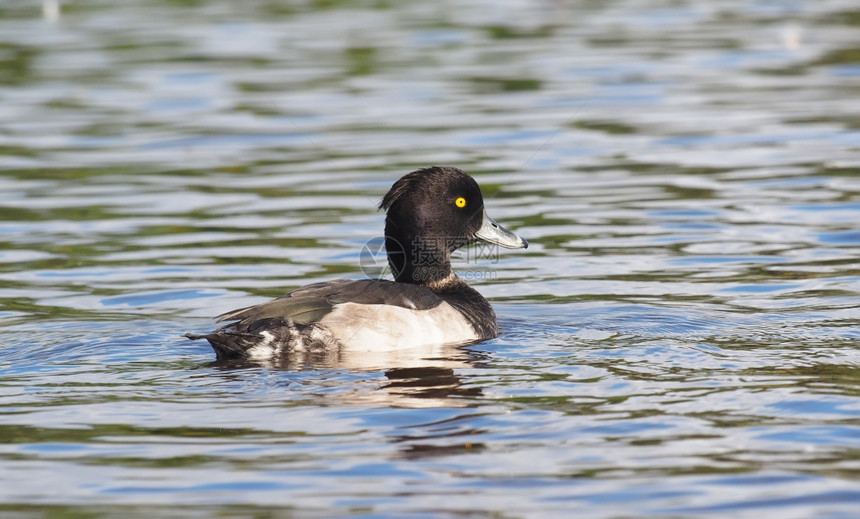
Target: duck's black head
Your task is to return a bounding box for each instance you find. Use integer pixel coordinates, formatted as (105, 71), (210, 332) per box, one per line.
(380, 166), (527, 287)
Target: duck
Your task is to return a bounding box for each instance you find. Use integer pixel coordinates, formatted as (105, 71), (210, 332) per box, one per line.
(185, 166), (527, 361)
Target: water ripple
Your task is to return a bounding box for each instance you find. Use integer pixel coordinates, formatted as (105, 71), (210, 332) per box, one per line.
(0, 0), (859, 516)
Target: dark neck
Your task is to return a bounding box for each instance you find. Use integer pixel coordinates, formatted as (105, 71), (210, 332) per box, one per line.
(385, 221), (455, 286)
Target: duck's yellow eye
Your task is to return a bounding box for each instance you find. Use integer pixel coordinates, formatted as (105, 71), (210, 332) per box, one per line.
(455, 197), (467, 208)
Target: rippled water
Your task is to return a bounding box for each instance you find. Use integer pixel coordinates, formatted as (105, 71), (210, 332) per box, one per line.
(1, 0), (859, 517)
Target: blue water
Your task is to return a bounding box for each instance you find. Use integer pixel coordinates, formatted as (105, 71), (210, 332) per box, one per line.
(1, 0), (859, 517)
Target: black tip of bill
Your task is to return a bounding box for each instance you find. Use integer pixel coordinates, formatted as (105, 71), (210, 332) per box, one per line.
(475, 212), (528, 249)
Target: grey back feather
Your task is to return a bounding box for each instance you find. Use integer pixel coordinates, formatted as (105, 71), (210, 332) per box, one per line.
(215, 279), (444, 328)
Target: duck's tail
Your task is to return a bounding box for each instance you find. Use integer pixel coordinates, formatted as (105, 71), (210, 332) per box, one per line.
(185, 318), (338, 361)
(184, 330), (268, 361)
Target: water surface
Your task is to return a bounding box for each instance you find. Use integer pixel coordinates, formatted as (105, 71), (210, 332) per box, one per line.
(1, 0), (859, 517)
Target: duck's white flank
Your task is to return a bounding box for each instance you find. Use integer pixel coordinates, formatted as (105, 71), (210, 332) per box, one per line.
(319, 301), (479, 351)
(246, 331), (280, 359)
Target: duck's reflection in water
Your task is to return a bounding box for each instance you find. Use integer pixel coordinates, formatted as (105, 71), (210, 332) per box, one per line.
(381, 364), (481, 401)
(204, 344), (491, 461)
(207, 342), (488, 409)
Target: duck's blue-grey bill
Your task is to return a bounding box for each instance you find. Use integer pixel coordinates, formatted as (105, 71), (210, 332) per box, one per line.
(475, 212), (528, 249)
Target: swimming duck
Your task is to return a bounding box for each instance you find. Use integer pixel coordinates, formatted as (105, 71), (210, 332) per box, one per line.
(186, 166), (527, 360)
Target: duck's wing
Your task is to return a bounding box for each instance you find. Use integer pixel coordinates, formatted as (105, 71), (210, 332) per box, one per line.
(214, 279), (444, 329)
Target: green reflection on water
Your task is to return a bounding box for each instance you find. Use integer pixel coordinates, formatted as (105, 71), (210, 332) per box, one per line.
(0, 43), (36, 86)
